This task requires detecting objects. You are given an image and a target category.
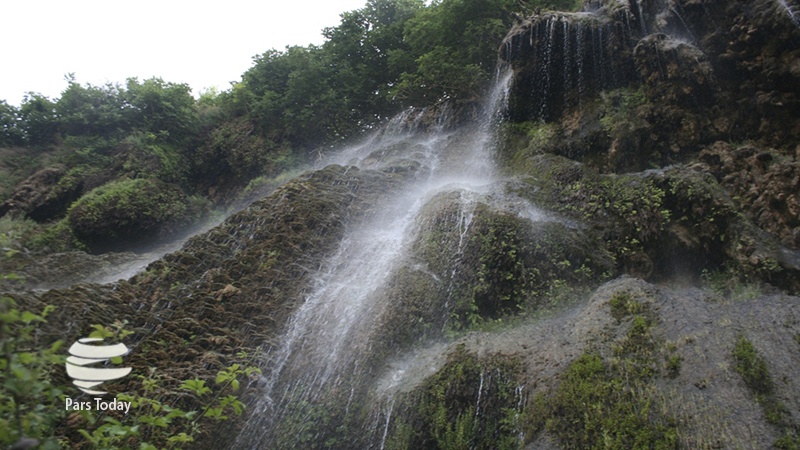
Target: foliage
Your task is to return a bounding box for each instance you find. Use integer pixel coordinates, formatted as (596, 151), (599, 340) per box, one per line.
(18, 93), (58, 146)
(0, 100), (26, 147)
(26, 218), (86, 253)
(0, 297), (64, 449)
(118, 132), (185, 183)
(66, 178), (200, 251)
(386, 345), (524, 450)
(56, 74), (131, 139)
(77, 362), (259, 449)
(526, 299), (679, 449)
(0, 216), (40, 252)
(394, 0), (517, 103)
(732, 335), (788, 426)
(558, 172), (671, 263)
(124, 77), (199, 146)
(701, 268), (763, 301)
(0, 308), (260, 450)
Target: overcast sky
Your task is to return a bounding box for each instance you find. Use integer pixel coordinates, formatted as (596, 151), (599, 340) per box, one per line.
(1, 0), (368, 105)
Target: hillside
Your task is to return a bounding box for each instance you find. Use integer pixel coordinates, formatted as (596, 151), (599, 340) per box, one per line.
(2, 0), (799, 449)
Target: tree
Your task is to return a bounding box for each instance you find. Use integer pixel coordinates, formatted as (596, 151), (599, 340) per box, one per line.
(56, 74), (130, 138)
(395, 0), (518, 103)
(18, 93), (58, 146)
(0, 100), (25, 147)
(124, 77), (199, 145)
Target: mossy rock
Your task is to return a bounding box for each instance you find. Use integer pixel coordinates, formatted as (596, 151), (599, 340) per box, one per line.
(67, 178), (204, 252)
(408, 188), (613, 330)
(383, 345), (525, 450)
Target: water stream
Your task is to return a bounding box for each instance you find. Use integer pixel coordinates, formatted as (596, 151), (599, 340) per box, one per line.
(233, 70), (513, 449)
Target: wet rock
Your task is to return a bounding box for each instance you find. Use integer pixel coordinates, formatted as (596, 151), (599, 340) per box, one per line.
(67, 178), (204, 253)
(0, 250), (140, 292)
(634, 33), (716, 108)
(698, 141), (800, 249)
(502, 10), (638, 122)
(0, 166), (76, 221)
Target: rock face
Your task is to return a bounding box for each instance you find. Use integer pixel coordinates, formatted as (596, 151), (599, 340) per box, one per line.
(501, 0), (800, 167)
(500, 0), (800, 290)
(9, 163), (412, 447)
(0, 166), (78, 221)
(5, 2), (800, 449)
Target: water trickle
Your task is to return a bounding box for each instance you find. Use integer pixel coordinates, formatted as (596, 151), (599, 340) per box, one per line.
(779, 0), (800, 27)
(669, 3), (696, 41)
(632, 0), (648, 35)
(475, 369), (485, 418)
(537, 17), (558, 119)
(379, 397), (395, 450)
(576, 21), (586, 106)
(234, 70), (514, 449)
(562, 18), (572, 108)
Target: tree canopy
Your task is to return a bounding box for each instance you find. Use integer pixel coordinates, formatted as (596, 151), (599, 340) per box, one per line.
(1, 0), (580, 203)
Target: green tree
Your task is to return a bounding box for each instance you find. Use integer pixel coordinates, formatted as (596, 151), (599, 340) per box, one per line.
(124, 77), (199, 145)
(0, 100), (25, 147)
(0, 297), (64, 449)
(56, 74), (130, 138)
(322, 0), (424, 121)
(18, 93), (58, 146)
(396, 0), (518, 103)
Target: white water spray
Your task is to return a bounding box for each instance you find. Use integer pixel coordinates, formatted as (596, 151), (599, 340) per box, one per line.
(234, 69), (514, 449)
(779, 0), (800, 27)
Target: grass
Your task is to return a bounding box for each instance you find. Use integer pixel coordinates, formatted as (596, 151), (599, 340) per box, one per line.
(732, 336), (787, 426)
(524, 289), (679, 449)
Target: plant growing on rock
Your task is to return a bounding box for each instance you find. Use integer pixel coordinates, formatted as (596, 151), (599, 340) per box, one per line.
(0, 297), (65, 449)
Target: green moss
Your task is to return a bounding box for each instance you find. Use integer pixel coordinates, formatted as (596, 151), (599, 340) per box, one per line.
(388, 346), (524, 450)
(599, 88), (647, 138)
(120, 132), (185, 183)
(501, 121), (562, 174)
(732, 335), (788, 426)
(665, 354), (682, 378)
(609, 291), (646, 320)
(775, 433), (800, 449)
(66, 178), (202, 251)
(526, 291), (678, 449)
(527, 352), (677, 449)
(27, 218), (86, 252)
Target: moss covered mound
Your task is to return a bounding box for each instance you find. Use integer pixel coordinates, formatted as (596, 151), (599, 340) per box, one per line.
(8, 163), (412, 446)
(66, 178), (203, 252)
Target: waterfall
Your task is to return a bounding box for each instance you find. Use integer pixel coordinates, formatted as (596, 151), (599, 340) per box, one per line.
(502, 9), (638, 121)
(779, 0), (800, 27)
(233, 70), (513, 449)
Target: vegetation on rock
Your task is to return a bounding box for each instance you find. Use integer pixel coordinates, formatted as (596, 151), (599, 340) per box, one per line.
(1, 0), (799, 448)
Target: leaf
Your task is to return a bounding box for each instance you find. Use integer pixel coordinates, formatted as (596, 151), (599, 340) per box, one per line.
(167, 432), (194, 444)
(17, 352), (35, 364)
(180, 379), (211, 396)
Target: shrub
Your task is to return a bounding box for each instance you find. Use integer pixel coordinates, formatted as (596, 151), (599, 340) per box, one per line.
(67, 178), (201, 251)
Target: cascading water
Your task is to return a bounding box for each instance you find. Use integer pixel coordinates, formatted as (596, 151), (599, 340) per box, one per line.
(503, 8), (638, 121)
(779, 0), (800, 27)
(233, 69), (515, 449)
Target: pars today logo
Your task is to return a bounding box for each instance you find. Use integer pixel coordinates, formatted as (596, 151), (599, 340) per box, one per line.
(64, 336), (133, 413)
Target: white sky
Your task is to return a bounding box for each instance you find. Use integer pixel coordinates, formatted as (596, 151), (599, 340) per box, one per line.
(1, 0), (369, 105)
